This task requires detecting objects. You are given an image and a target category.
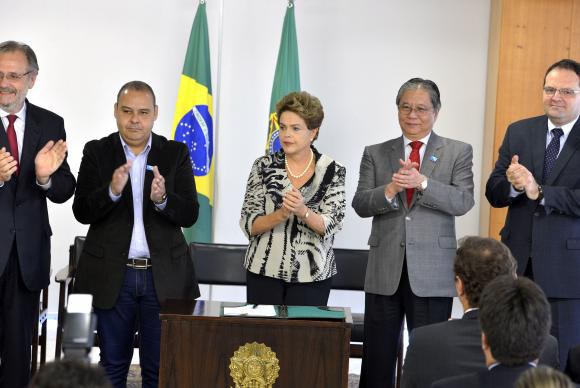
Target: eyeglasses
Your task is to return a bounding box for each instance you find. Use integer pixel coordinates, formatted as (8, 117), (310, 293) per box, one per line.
(398, 104), (433, 116)
(0, 71), (33, 82)
(543, 86), (580, 97)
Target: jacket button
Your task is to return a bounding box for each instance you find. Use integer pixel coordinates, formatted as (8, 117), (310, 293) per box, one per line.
(400, 242), (405, 247)
(534, 212), (539, 217)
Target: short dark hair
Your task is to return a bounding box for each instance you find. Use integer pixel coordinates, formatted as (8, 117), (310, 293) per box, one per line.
(480, 276), (551, 366)
(454, 236), (516, 307)
(276, 91), (324, 140)
(0, 40), (39, 73)
(395, 78), (441, 112)
(29, 360), (112, 388)
(116, 80), (156, 106)
(515, 366), (574, 388)
(544, 59), (580, 86)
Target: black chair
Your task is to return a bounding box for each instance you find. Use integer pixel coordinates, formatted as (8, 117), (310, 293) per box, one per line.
(54, 236), (84, 359)
(190, 242), (247, 287)
(332, 248), (368, 358)
(332, 247), (404, 388)
(30, 284), (49, 376)
(54, 236), (139, 359)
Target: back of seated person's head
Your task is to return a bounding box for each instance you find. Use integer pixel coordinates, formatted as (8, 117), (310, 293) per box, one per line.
(29, 360), (112, 388)
(454, 236), (516, 307)
(515, 366), (574, 388)
(479, 276), (551, 366)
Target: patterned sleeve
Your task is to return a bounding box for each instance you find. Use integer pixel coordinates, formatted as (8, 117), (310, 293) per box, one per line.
(317, 163), (346, 237)
(239, 157), (266, 239)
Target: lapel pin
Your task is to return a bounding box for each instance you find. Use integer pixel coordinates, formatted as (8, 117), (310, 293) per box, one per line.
(429, 155), (438, 162)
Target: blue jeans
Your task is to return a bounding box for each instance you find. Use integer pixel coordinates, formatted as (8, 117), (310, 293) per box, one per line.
(94, 268), (160, 388)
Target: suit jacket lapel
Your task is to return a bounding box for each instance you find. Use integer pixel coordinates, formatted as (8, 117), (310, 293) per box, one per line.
(546, 119), (580, 185)
(112, 134), (134, 217)
(388, 138), (407, 208)
(531, 118), (548, 182)
(0, 117), (8, 150)
(144, 134), (161, 219)
(19, 103), (41, 182)
(420, 132), (443, 178)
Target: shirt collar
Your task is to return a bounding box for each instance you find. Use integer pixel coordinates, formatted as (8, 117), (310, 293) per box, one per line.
(0, 103), (27, 121)
(548, 115), (579, 137)
(118, 133), (152, 156)
(403, 132), (432, 147)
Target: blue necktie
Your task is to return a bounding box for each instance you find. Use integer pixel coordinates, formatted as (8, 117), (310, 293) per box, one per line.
(543, 128), (563, 183)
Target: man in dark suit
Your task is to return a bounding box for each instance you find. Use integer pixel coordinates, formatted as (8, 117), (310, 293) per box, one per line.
(433, 276), (553, 388)
(402, 236), (559, 388)
(486, 59), (580, 369)
(353, 78), (474, 387)
(0, 41), (75, 387)
(73, 81), (200, 388)
(566, 344), (580, 383)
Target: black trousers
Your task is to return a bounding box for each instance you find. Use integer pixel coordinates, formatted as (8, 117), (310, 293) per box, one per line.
(524, 258), (580, 371)
(0, 241), (39, 388)
(246, 270), (332, 306)
(359, 260), (453, 388)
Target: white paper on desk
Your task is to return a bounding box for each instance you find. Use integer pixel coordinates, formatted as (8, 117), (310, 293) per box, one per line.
(223, 304), (276, 317)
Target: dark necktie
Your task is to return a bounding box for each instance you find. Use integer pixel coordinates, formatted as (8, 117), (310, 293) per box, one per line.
(6, 115), (19, 176)
(542, 127), (563, 183)
(406, 140), (422, 206)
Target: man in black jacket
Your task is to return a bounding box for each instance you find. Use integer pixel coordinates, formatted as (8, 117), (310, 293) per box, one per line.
(73, 81), (199, 388)
(0, 41), (75, 387)
(433, 276), (552, 388)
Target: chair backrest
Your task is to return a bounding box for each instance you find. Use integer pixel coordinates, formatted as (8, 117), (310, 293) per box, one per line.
(331, 248), (368, 291)
(190, 242), (247, 286)
(70, 236), (86, 279)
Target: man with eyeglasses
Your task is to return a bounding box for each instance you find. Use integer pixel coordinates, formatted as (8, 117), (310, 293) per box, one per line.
(353, 78), (474, 388)
(0, 40), (76, 387)
(486, 59), (580, 370)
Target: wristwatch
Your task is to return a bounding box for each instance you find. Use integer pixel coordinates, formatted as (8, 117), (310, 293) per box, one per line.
(536, 185), (544, 202)
(418, 178), (428, 191)
(154, 193), (167, 205)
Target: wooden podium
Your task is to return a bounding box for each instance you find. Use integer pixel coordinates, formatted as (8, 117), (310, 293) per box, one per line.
(159, 300), (352, 387)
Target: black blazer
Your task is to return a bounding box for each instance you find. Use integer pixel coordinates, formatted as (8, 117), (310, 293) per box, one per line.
(402, 309), (559, 388)
(73, 132), (200, 309)
(0, 101), (75, 291)
(566, 344), (580, 383)
(432, 363), (533, 388)
(486, 115), (580, 298)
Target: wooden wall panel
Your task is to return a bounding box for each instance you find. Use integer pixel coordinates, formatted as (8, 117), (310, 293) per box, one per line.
(487, 0), (580, 238)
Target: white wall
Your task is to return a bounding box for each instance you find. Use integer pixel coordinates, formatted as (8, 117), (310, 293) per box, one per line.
(1, 0), (491, 313)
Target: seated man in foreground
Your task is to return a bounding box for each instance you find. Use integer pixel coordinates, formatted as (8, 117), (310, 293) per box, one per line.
(402, 236), (558, 388)
(432, 275), (552, 388)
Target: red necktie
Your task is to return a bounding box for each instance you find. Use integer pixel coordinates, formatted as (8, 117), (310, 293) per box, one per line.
(6, 115), (19, 175)
(406, 141), (422, 206)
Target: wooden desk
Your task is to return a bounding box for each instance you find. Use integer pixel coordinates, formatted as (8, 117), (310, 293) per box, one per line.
(159, 300), (352, 387)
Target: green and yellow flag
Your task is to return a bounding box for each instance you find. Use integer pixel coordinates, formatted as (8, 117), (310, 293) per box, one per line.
(265, 0), (301, 154)
(173, 1), (213, 243)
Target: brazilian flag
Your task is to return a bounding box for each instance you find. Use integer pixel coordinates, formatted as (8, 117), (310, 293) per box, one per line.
(265, 0), (301, 154)
(173, 1), (213, 243)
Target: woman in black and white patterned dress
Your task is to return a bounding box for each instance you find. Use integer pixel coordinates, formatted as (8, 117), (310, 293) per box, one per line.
(240, 91), (346, 306)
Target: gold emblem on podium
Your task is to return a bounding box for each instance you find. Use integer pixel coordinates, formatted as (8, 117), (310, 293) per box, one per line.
(229, 342), (280, 388)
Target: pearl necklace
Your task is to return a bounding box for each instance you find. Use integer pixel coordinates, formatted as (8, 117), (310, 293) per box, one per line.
(285, 149), (314, 179)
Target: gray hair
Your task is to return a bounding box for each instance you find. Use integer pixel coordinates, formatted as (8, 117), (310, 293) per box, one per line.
(396, 77), (441, 112)
(0, 41), (39, 73)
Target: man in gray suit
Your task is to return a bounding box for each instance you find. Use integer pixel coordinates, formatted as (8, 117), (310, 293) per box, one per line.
(353, 78), (475, 388)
